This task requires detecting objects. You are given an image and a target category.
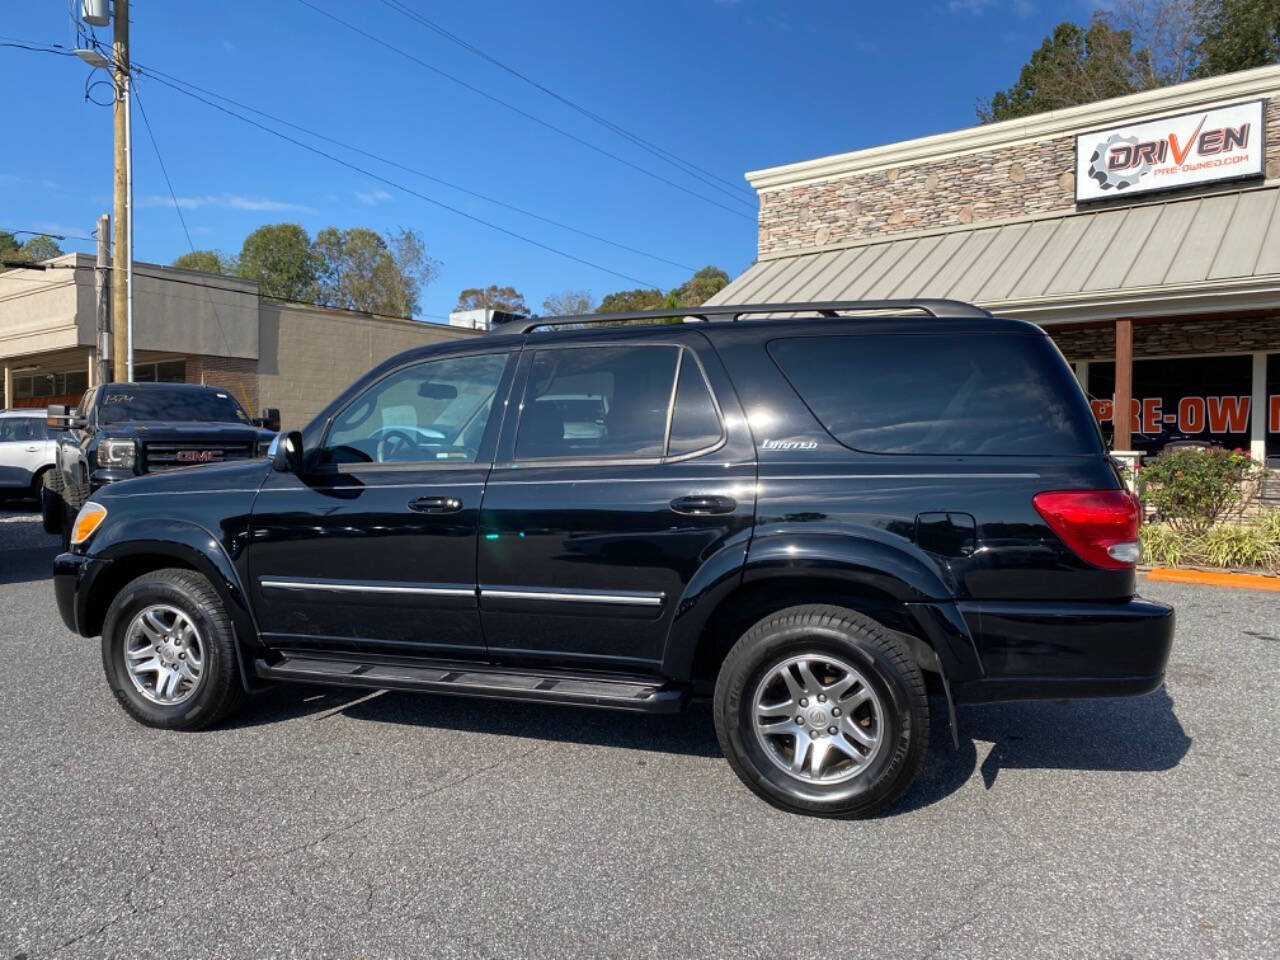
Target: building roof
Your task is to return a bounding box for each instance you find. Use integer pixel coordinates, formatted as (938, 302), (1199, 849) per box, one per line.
(708, 184), (1280, 324)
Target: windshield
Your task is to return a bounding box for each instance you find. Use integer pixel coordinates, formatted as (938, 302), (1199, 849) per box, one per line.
(97, 388), (253, 426)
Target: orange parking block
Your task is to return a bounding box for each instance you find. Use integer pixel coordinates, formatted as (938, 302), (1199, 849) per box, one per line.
(1145, 568), (1280, 591)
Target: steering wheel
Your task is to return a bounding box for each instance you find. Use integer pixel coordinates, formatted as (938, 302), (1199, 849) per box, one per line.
(379, 428), (420, 462)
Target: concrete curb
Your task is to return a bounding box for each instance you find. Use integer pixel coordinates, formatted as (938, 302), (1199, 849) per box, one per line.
(1144, 568), (1280, 591)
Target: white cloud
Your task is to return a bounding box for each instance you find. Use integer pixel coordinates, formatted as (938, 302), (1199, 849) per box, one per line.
(355, 189), (393, 205)
(948, 0), (1000, 12)
(136, 193), (315, 213)
(0, 173), (59, 190)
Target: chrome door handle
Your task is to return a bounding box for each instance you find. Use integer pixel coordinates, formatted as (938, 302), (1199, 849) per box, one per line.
(408, 495), (463, 514)
(670, 494), (737, 516)
(25, 446), (39, 452)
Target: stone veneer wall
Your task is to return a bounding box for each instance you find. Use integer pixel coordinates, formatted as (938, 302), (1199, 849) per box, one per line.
(757, 95), (1280, 257)
(1049, 315), (1280, 362)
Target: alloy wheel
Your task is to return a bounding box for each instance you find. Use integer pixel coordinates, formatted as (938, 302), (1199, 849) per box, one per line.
(123, 604), (205, 706)
(752, 653), (884, 783)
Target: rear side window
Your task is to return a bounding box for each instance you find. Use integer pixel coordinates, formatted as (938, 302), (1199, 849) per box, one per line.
(767, 333), (1100, 456)
(668, 353), (723, 456)
(515, 345), (723, 461)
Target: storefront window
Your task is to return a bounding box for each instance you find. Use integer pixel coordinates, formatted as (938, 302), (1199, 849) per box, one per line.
(156, 360), (186, 383)
(131, 360), (187, 384)
(1088, 354), (1254, 455)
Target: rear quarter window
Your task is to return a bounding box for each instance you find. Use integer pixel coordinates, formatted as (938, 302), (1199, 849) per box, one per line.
(767, 332), (1101, 456)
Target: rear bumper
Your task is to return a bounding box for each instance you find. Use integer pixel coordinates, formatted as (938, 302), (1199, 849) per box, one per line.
(53, 552), (108, 636)
(951, 596), (1174, 704)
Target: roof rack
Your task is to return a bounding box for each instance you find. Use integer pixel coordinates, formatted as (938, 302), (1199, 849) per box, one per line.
(491, 299), (992, 334)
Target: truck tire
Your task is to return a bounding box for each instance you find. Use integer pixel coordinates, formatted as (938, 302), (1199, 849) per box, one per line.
(41, 479), (62, 535)
(30, 466), (51, 502)
(100, 568), (246, 730)
(57, 472), (89, 549)
(713, 604), (929, 818)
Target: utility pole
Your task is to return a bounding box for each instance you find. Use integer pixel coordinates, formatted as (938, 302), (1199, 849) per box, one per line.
(95, 213), (111, 386)
(111, 0), (132, 383)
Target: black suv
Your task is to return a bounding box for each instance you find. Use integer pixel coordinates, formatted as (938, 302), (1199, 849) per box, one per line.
(53, 301), (1174, 818)
(44, 382), (278, 545)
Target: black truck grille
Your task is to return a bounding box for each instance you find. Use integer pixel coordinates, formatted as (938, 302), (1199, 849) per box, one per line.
(144, 442), (256, 472)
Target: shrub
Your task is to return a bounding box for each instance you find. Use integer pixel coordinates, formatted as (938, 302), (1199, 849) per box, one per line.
(1256, 509), (1280, 544)
(1198, 525), (1280, 570)
(1137, 447), (1258, 534)
(1140, 523), (1190, 567)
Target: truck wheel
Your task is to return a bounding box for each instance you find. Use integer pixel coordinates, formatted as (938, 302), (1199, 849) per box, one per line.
(30, 467), (50, 505)
(41, 482), (62, 535)
(714, 604), (929, 818)
(100, 568), (246, 730)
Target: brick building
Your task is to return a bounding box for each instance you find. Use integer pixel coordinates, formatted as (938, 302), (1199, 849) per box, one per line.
(711, 64), (1280, 466)
(0, 254), (474, 429)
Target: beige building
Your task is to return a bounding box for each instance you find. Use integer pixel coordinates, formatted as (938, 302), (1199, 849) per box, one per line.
(712, 64), (1280, 467)
(0, 254), (475, 428)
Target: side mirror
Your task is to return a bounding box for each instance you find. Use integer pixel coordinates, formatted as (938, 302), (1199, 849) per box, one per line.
(271, 430), (304, 473)
(254, 407), (282, 433)
(46, 404), (76, 431)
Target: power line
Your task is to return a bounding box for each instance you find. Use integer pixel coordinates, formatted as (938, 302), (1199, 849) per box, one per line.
(375, 0), (755, 205)
(5, 32), (688, 291)
(127, 61), (697, 273)
(133, 68), (664, 288)
(0, 36), (77, 56)
(132, 82), (235, 354)
(293, 0), (753, 221)
(1, 228), (96, 243)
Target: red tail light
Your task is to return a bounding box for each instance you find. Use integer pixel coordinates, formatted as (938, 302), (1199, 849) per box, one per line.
(1032, 490), (1141, 570)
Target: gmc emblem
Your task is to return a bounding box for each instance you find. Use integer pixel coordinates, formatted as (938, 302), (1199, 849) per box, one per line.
(176, 449), (223, 463)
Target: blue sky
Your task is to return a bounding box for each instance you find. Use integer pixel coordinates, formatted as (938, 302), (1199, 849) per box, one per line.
(2, 0), (1101, 322)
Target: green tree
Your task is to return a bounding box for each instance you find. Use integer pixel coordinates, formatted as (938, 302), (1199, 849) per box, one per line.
(1, 232), (63, 263)
(1195, 0), (1280, 75)
(236, 223), (320, 302)
(672, 265), (730, 307)
(541, 289), (597, 316)
(314, 226), (439, 317)
(978, 14), (1149, 122)
(172, 250), (233, 275)
(597, 288), (665, 313)
(455, 284), (528, 314)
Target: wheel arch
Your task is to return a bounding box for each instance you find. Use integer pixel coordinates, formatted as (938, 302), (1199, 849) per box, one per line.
(82, 521), (262, 690)
(662, 531), (982, 688)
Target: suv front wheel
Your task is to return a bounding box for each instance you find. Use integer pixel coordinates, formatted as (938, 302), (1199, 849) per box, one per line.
(101, 569), (246, 730)
(714, 605), (929, 818)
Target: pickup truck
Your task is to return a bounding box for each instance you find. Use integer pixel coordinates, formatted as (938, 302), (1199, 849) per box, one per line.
(44, 382), (278, 546)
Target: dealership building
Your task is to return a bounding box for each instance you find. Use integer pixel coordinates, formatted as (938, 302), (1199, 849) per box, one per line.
(0, 255), (473, 428)
(711, 64), (1280, 467)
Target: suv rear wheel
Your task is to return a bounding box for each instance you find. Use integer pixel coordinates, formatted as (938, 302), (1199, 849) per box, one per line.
(100, 569), (246, 730)
(714, 604), (929, 818)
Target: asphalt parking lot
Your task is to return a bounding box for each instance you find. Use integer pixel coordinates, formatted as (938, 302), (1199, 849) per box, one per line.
(0, 503), (1276, 959)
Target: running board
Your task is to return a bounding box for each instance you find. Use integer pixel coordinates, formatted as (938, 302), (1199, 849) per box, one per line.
(253, 655), (689, 713)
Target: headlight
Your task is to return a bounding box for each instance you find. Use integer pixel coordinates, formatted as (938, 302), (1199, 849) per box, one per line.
(71, 502), (108, 546)
(97, 439), (137, 470)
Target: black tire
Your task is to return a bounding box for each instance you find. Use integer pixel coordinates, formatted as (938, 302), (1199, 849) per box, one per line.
(714, 604), (929, 818)
(29, 466), (50, 502)
(40, 481), (62, 535)
(60, 501), (75, 551)
(100, 568), (246, 730)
